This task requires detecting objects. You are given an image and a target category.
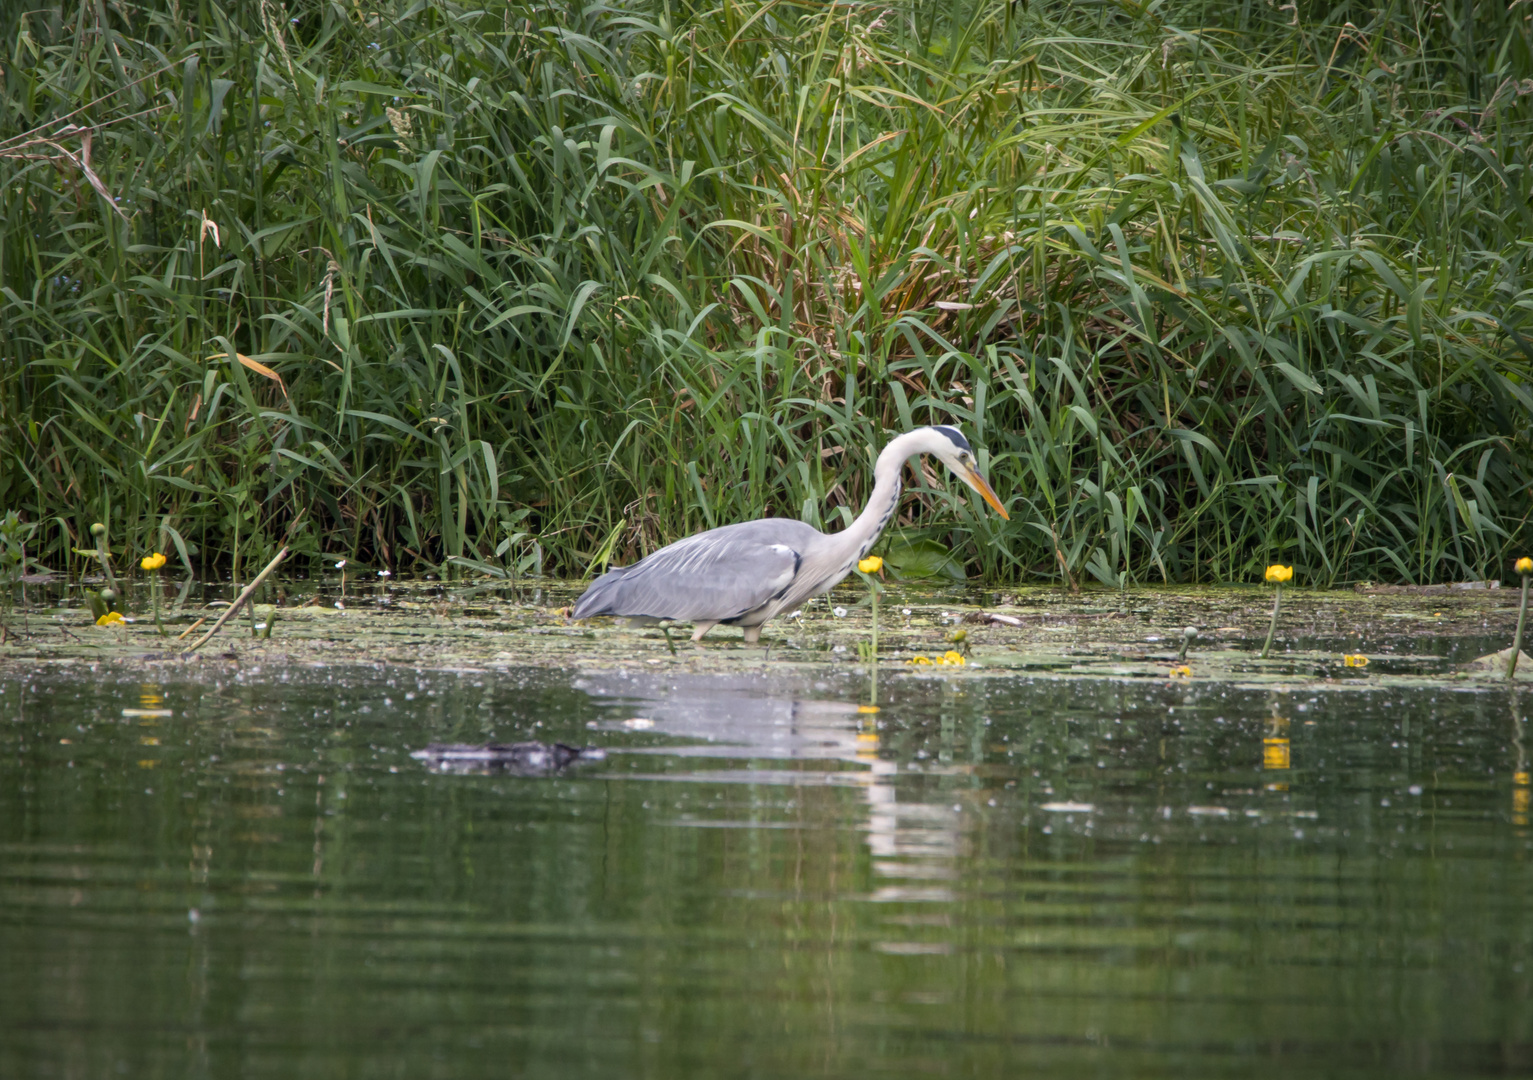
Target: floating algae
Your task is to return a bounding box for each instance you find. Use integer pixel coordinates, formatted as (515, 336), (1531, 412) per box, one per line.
(0, 577), (1527, 692)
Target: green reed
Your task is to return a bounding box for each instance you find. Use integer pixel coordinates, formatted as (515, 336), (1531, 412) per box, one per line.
(1, 0), (1530, 586)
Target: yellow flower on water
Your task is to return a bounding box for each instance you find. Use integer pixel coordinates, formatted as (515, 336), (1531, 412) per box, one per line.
(1517, 557), (1533, 575)
(96, 611), (124, 626)
(941, 651), (966, 666)
(858, 555), (883, 574)
(1264, 564), (1293, 583)
(1343, 654), (1369, 667)
(908, 655), (932, 665)
(1169, 665), (1192, 678)
(140, 552), (167, 571)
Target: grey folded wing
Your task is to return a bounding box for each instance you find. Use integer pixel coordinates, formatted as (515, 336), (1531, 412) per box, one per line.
(572, 531), (803, 623)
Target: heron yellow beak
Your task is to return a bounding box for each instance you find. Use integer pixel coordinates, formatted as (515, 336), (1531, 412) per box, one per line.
(962, 466), (1009, 520)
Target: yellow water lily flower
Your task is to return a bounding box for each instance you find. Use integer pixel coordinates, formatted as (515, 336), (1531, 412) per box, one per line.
(1264, 564), (1293, 583)
(940, 650), (966, 666)
(1517, 557), (1533, 575)
(1343, 654), (1369, 667)
(140, 552), (167, 570)
(858, 555), (883, 574)
(96, 611), (124, 626)
(908, 655), (932, 665)
(1169, 665), (1192, 678)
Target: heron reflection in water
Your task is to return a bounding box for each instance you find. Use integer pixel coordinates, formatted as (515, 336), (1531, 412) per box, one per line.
(573, 425), (1009, 642)
(578, 672), (964, 904)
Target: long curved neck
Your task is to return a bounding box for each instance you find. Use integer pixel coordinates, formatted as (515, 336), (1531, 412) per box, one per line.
(826, 431), (923, 564)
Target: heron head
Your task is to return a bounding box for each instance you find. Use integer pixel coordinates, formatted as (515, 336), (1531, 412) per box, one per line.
(925, 426), (1010, 520)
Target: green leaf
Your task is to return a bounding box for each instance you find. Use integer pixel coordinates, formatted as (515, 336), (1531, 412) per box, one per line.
(882, 539), (965, 582)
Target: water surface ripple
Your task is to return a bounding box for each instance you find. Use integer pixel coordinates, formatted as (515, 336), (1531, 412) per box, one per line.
(3, 664), (1531, 1077)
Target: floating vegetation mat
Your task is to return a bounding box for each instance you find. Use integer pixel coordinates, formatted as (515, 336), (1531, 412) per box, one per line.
(2, 579), (1528, 691)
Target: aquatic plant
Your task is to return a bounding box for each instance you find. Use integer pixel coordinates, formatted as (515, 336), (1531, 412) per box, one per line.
(140, 551), (167, 635)
(0, 511), (39, 627)
(85, 524), (118, 592)
(2, 1), (1530, 584)
(908, 651), (965, 667)
(1510, 557), (1533, 679)
(856, 554), (883, 702)
(1260, 564), (1293, 659)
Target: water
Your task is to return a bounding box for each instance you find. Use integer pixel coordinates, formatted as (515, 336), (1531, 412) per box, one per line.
(3, 663), (1531, 1077)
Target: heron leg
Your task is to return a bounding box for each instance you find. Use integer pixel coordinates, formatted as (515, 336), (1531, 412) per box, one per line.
(742, 624), (762, 645)
(690, 621), (717, 642)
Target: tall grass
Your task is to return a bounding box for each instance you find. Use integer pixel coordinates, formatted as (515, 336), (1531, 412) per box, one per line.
(2, 0), (1530, 586)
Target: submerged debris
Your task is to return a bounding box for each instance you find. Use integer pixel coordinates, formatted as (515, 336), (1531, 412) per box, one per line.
(411, 740), (606, 776)
(1357, 580), (1501, 593)
(1466, 648), (1533, 679)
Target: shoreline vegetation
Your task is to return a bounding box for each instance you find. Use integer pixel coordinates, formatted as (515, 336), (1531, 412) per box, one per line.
(3, 1), (1531, 589)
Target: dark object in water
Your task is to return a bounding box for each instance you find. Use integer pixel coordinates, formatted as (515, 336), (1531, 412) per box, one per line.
(410, 740), (605, 776)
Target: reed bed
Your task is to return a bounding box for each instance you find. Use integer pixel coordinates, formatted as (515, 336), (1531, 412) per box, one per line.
(2, 0), (1530, 585)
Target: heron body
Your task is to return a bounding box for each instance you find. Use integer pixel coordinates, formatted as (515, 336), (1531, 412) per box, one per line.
(571, 426), (1009, 642)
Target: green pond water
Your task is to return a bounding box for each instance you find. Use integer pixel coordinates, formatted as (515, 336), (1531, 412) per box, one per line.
(4, 662), (1532, 1078)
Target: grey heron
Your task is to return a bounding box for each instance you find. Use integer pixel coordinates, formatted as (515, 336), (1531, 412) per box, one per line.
(572, 425), (1008, 642)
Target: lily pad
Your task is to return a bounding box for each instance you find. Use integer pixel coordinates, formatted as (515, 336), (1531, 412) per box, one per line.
(882, 539), (965, 582)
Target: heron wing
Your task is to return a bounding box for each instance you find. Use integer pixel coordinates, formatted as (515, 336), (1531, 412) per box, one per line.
(573, 522), (814, 622)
